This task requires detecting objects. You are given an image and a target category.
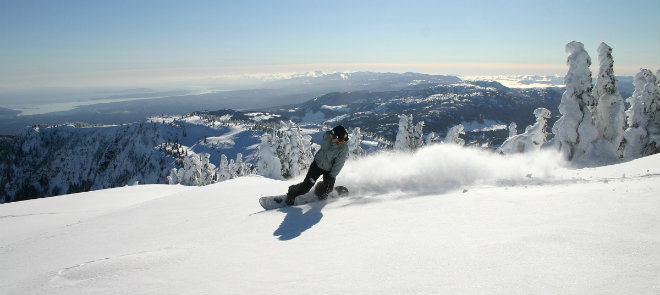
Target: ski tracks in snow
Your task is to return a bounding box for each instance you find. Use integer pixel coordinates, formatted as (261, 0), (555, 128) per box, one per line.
(43, 247), (190, 292)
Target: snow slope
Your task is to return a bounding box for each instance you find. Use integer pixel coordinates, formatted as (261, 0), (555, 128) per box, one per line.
(1, 145), (659, 294)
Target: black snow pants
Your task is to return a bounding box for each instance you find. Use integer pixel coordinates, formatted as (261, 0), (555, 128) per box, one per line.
(287, 161), (335, 199)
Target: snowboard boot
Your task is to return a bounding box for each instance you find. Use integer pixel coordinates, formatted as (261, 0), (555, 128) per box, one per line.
(285, 184), (301, 206)
(285, 194), (296, 206)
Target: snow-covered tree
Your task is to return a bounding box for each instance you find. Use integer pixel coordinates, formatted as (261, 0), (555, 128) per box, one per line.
(413, 120), (424, 149)
(424, 132), (442, 145)
(593, 43), (626, 154)
(294, 127), (314, 176)
(348, 127), (366, 159)
(621, 69), (660, 159)
(279, 126), (313, 178)
(551, 41), (599, 161)
(233, 153), (248, 177)
(218, 153), (250, 181)
(227, 158), (237, 179)
(394, 115), (413, 151)
(498, 108), (551, 154)
(444, 124), (465, 146)
(256, 132), (283, 179)
(176, 153), (216, 186)
(200, 154), (215, 184)
(508, 122), (518, 138)
(256, 126), (313, 179)
(394, 114), (424, 151)
(218, 154), (230, 181)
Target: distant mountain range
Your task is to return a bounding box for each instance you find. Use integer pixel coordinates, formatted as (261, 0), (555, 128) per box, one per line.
(0, 71), (634, 136)
(264, 80), (564, 145)
(0, 72), (460, 135)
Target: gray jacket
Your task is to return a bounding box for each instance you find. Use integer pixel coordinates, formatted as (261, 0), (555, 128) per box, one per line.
(314, 131), (349, 178)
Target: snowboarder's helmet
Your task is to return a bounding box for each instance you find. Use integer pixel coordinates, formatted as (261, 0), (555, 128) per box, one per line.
(331, 125), (348, 142)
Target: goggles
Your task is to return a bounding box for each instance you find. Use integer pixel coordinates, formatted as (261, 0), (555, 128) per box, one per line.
(331, 134), (349, 143)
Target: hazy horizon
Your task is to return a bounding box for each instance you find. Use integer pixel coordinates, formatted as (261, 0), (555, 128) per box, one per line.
(0, 70), (633, 117)
(1, 0), (658, 93)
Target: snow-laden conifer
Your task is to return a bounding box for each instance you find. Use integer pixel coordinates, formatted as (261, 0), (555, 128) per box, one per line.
(508, 122), (518, 138)
(498, 108), (550, 154)
(551, 41), (598, 161)
(348, 127), (366, 159)
(280, 126), (313, 178)
(622, 69), (660, 159)
(394, 115), (413, 152)
(218, 154), (230, 181)
(413, 120), (424, 149)
(176, 153), (216, 186)
(218, 153), (250, 180)
(444, 124), (465, 146)
(256, 132), (283, 179)
(256, 126), (312, 179)
(593, 42), (625, 157)
(394, 114), (424, 151)
(234, 153), (249, 177)
(425, 132), (441, 145)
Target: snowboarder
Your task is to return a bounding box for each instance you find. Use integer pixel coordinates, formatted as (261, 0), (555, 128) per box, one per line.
(285, 125), (350, 205)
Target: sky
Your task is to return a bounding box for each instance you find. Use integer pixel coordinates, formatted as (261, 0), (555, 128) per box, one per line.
(0, 0), (659, 92)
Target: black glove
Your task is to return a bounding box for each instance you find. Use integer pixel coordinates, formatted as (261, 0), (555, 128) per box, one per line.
(315, 176), (335, 200)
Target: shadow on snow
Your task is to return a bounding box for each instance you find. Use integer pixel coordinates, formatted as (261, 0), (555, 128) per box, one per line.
(273, 202), (327, 241)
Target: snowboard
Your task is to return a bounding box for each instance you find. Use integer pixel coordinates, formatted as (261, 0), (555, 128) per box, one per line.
(259, 186), (349, 210)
